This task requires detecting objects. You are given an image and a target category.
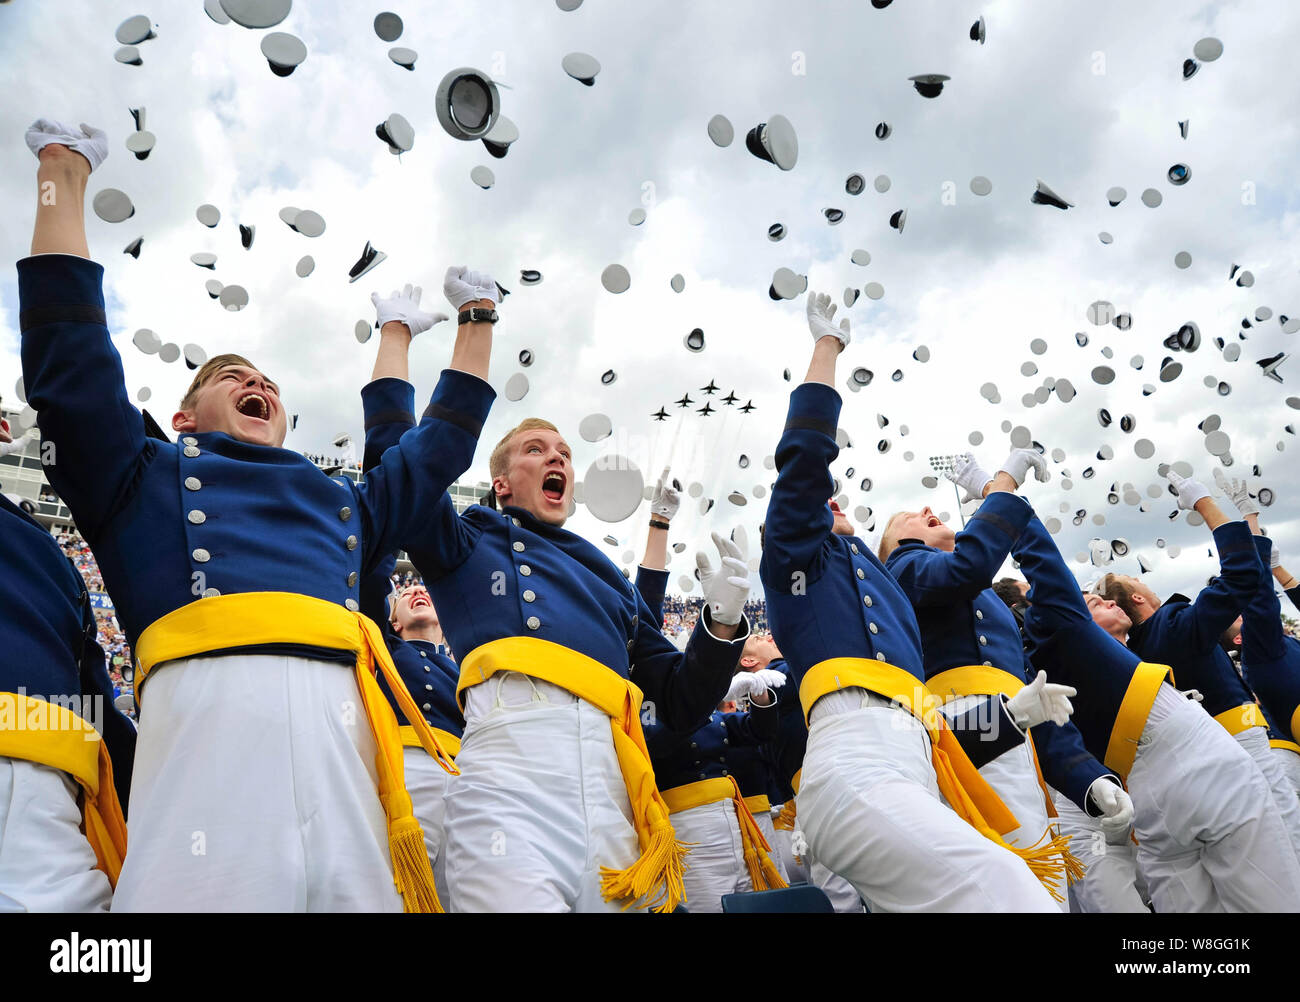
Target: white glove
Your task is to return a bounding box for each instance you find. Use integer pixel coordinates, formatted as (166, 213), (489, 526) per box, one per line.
(1004, 670), (1076, 729)
(1213, 468), (1258, 518)
(999, 448), (1049, 488)
(696, 530), (750, 627)
(1180, 688), (1205, 703)
(26, 119), (108, 172)
(723, 668), (787, 703)
(443, 266), (501, 310)
(1087, 778), (1135, 841)
(371, 284), (448, 337)
(650, 467), (680, 522)
(1270, 544), (1281, 570)
(946, 452), (993, 504)
(1167, 470), (1210, 511)
(806, 291), (851, 347)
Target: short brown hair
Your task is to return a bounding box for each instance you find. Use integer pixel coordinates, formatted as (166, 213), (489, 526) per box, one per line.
(1095, 573), (1140, 622)
(180, 354), (258, 410)
(488, 418), (560, 480)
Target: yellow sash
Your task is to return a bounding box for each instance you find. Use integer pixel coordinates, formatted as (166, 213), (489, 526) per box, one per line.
(458, 635), (687, 912)
(1214, 703), (1267, 737)
(1270, 739), (1300, 756)
(743, 793), (771, 816)
(662, 777), (788, 893)
(1103, 663), (1171, 778)
(799, 657), (1077, 898)
(399, 725), (462, 759)
(927, 665), (1059, 821)
(135, 591), (458, 913)
(0, 692), (128, 887)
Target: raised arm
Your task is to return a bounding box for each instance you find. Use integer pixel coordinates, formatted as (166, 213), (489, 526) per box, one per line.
(760, 292), (850, 592)
(633, 468), (679, 625)
(1242, 535), (1287, 666)
(20, 134), (152, 540)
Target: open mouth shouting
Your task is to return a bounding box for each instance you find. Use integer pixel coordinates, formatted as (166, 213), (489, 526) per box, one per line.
(542, 471), (566, 504)
(927, 515), (941, 528)
(234, 391), (271, 422)
(409, 592), (432, 611)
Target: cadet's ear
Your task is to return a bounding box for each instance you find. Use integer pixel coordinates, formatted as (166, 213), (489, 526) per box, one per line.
(739, 655), (760, 669)
(172, 409), (197, 433)
(492, 474), (511, 501)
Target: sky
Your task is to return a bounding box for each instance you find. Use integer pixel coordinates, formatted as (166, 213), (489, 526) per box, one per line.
(1, 0), (1298, 604)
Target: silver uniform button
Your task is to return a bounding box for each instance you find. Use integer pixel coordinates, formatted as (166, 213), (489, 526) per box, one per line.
(419, 651), (427, 658)
(422, 703), (432, 711)
(185, 477), (201, 491)
(979, 635), (988, 645)
(192, 548), (210, 562)
(850, 543), (859, 554)
(425, 684), (433, 691)
(339, 506), (352, 522)
(188, 510), (206, 524)
(856, 568), (865, 580)
(526, 616), (540, 630)
(347, 572), (357, 587)
(982, 660), (993, 667)
(345, 599), (359, 612)
(182, 436), (198, 446)
(513, 541), (525, 553)
(975, 609), (984, 620)
(423, 665), (430, 672)
(183, 445), (200, 458)
(203, 588), (221, 598)
(864, 595), (873, 607)
(868, 622), (879, 634)
(512, 517), (522, 527)
(519, 565), (532, 576)
(523, 590), (536, 603)
(345, 535), (358, 550)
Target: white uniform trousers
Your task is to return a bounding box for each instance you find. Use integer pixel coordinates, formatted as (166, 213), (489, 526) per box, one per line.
(112, 654), (402, 912)
(1274, 746), (1300, 799)
(797, 687), (1059, 913)
(404, 746), (453, 907)
(1234, 726), (1300, 862)
(769, 814), (809, 885)
(1126, 684), (1300, 913)
(943, 695), (1067, 910)
(445, 673), (640, 912)
(670, 798), (752, 913)
(0, 758), (112, 912)
(752, 808), (787, 883)
(1053, 792), (1148, 914)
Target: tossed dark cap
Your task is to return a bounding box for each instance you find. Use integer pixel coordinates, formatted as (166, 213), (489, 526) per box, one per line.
(435, 67), (501, 140)
(909, 74), (949, 98)
(745, 115), (798, 171)
(261, 31), (307, 76)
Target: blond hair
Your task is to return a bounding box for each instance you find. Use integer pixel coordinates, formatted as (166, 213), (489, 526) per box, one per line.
(876, 510), (908, 564)
(488, 418), (560, 479)
(1094, 573), (1140, 622)
(180, 354), (258, 410)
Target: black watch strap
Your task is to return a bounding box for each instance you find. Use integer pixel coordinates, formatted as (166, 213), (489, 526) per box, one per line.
(458, 307), (498, 325)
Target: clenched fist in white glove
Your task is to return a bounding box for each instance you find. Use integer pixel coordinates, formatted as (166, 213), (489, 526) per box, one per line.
(1167, 470), (1210, 511)
(946, 452), (994, 504)
(371, 284), (449, 337)
(724, 668), (787, 705)
(1087, 777), (1135, 841)
(999, 448), (1049, 489)
(443, 266), (502, 310)
(650, 467), (680, 522)
(697, 530), (750, 627)
(1213, 468), (1258, 518)
(26, 119), (108, 172)
(806, 291), (851, 348)
(1004, 670), (1076, 729)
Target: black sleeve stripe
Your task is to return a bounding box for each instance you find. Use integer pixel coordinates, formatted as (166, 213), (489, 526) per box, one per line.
(971, 510), (1020, 542)
(19, 304), (107, 332)
(364, 409), (417, 432)
(422, 401), (484, 438)
(782, 416), (837, 438)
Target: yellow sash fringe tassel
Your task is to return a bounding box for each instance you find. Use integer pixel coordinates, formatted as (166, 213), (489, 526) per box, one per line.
(772, 800), (797, 832)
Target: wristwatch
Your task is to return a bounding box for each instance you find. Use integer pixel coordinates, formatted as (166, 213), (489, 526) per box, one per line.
(458, 307), (499, 326)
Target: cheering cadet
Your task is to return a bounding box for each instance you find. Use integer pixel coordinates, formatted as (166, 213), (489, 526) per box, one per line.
(356, 308), (466, 907)
(881, 451), (1132, 907)
(1223, 475), (1300, 800)
(633, 492), (788, 910)
(1011, 481), (1300, 911)
(758, 291), (1066, 912)
(20, 119), (489, 911)
(402, 410), (751, 912)
(1097, 470), (1300, 859)
(1, 436), (134, 910)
